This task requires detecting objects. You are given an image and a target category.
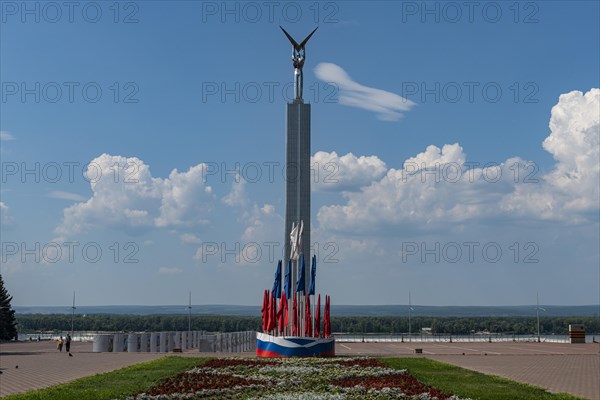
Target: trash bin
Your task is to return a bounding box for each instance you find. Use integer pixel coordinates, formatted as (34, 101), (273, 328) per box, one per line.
(569, 324), (585, 343)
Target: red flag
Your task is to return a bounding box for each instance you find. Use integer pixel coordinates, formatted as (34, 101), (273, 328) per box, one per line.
(328, 295), (332, 337)
(266, 291), (275, 332)
(315, 294), (321, 337)
(269, 293), (277, 332)
(266, 291), (272, 332)
(324, 295), (331, 338)
(282, 291), (289, 328)
(292, 293), (298, 335)
(305, 294), (312, 337)
(261, 290), (268, 332)
(277, 292), (285, 334)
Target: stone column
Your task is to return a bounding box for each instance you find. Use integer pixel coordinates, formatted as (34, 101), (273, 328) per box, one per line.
(150, 332), (159, 352)
(159, 332), (167, 352)
(168, 332), (175, 352)
(174, 332), (182, 350)
(127, 333), (138, 352)
(139, 333), (148, 352)
(92, 334), (110, 352)
(113, 333), (124, 352)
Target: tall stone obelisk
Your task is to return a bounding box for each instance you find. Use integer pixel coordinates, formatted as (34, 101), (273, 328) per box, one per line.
(281, 26), (317, 299)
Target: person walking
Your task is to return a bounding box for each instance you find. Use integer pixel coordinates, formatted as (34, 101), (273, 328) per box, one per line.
(65, 334), (72, 353)
(57, 337), (63, 352)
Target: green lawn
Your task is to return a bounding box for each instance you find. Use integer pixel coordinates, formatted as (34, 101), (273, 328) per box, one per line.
(3, 356), (207, 400)
(381, 358), (584, 400)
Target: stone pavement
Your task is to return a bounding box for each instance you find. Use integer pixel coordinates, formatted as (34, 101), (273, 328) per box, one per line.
(335, 341), (600, 399)
(0, 341), (203, 397)
(1, 340), (599, 399)
(430, 354), (599, 400)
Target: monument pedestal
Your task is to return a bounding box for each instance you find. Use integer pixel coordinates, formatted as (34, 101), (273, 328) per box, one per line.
(256, 332), (335, 357)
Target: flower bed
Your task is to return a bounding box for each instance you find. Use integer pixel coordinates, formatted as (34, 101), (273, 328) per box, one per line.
(128, 357), (470, 400)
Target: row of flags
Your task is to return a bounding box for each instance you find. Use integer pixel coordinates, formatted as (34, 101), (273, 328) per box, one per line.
(271, 254), (317, 299)
(261, 289), (331, 338)
(263, 235), (331, 337)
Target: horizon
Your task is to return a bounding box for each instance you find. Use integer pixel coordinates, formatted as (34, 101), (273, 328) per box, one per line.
(14, 303), (600, 318)
(14, 303), (600, 309)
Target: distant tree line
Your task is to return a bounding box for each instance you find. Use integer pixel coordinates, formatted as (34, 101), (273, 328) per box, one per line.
(16, 314), (261, 333)
(329, 316), (599, 335)
(15, 314), (599, 335)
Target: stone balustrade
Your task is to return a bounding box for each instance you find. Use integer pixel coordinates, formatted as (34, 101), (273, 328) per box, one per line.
(92, 331), (256, 353)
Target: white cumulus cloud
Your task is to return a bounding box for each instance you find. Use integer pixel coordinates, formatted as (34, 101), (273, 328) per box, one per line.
(542, 89), (599, 212)
(312, 151), (387, 191)
(318, 89), (600, 234)
(314, 62), (416, 121)
(155, 164), (214, 228)
(55, 154), (215, 238)
(221, 177), (248, 208)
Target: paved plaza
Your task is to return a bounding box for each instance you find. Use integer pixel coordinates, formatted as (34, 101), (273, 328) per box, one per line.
(1, 340), (598, 399)
(336, 341), (600, 399)
(0, 341), (166, 397)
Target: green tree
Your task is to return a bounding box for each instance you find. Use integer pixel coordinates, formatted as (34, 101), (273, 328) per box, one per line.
(0, 274), (18, 340)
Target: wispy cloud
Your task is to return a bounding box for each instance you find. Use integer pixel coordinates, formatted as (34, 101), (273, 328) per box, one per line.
(314, 63), (416, 121)
(158, 267), (183, 275)
(0, 201), (14, 226)
(180, 233), (202, 244)
(1, 131), (15, 141)
(47, 191), (87, 202)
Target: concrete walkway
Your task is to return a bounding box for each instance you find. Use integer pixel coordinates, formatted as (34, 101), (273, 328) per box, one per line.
(431, 354), (599, 400)
(0, 341), (202, 397)
(336, 341), (600, 399)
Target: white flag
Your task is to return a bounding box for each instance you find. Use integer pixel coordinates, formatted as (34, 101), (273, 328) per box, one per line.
(290, 222), (299, 260)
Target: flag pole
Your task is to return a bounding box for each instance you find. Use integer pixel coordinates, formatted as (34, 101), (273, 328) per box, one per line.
(312, 256), (316, 337)
(71, 291), (76, 337)
(408, 291), (412, 342)
(293, 258), (297, 335)
(310, 293), (313, 337)
(299, 289), (302, 337)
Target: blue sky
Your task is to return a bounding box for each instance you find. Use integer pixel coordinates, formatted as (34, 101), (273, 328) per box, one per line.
(1, 1), (598, 307)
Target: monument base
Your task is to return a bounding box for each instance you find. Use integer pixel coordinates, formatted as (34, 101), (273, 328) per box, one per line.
(256, 332), (335, 358)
